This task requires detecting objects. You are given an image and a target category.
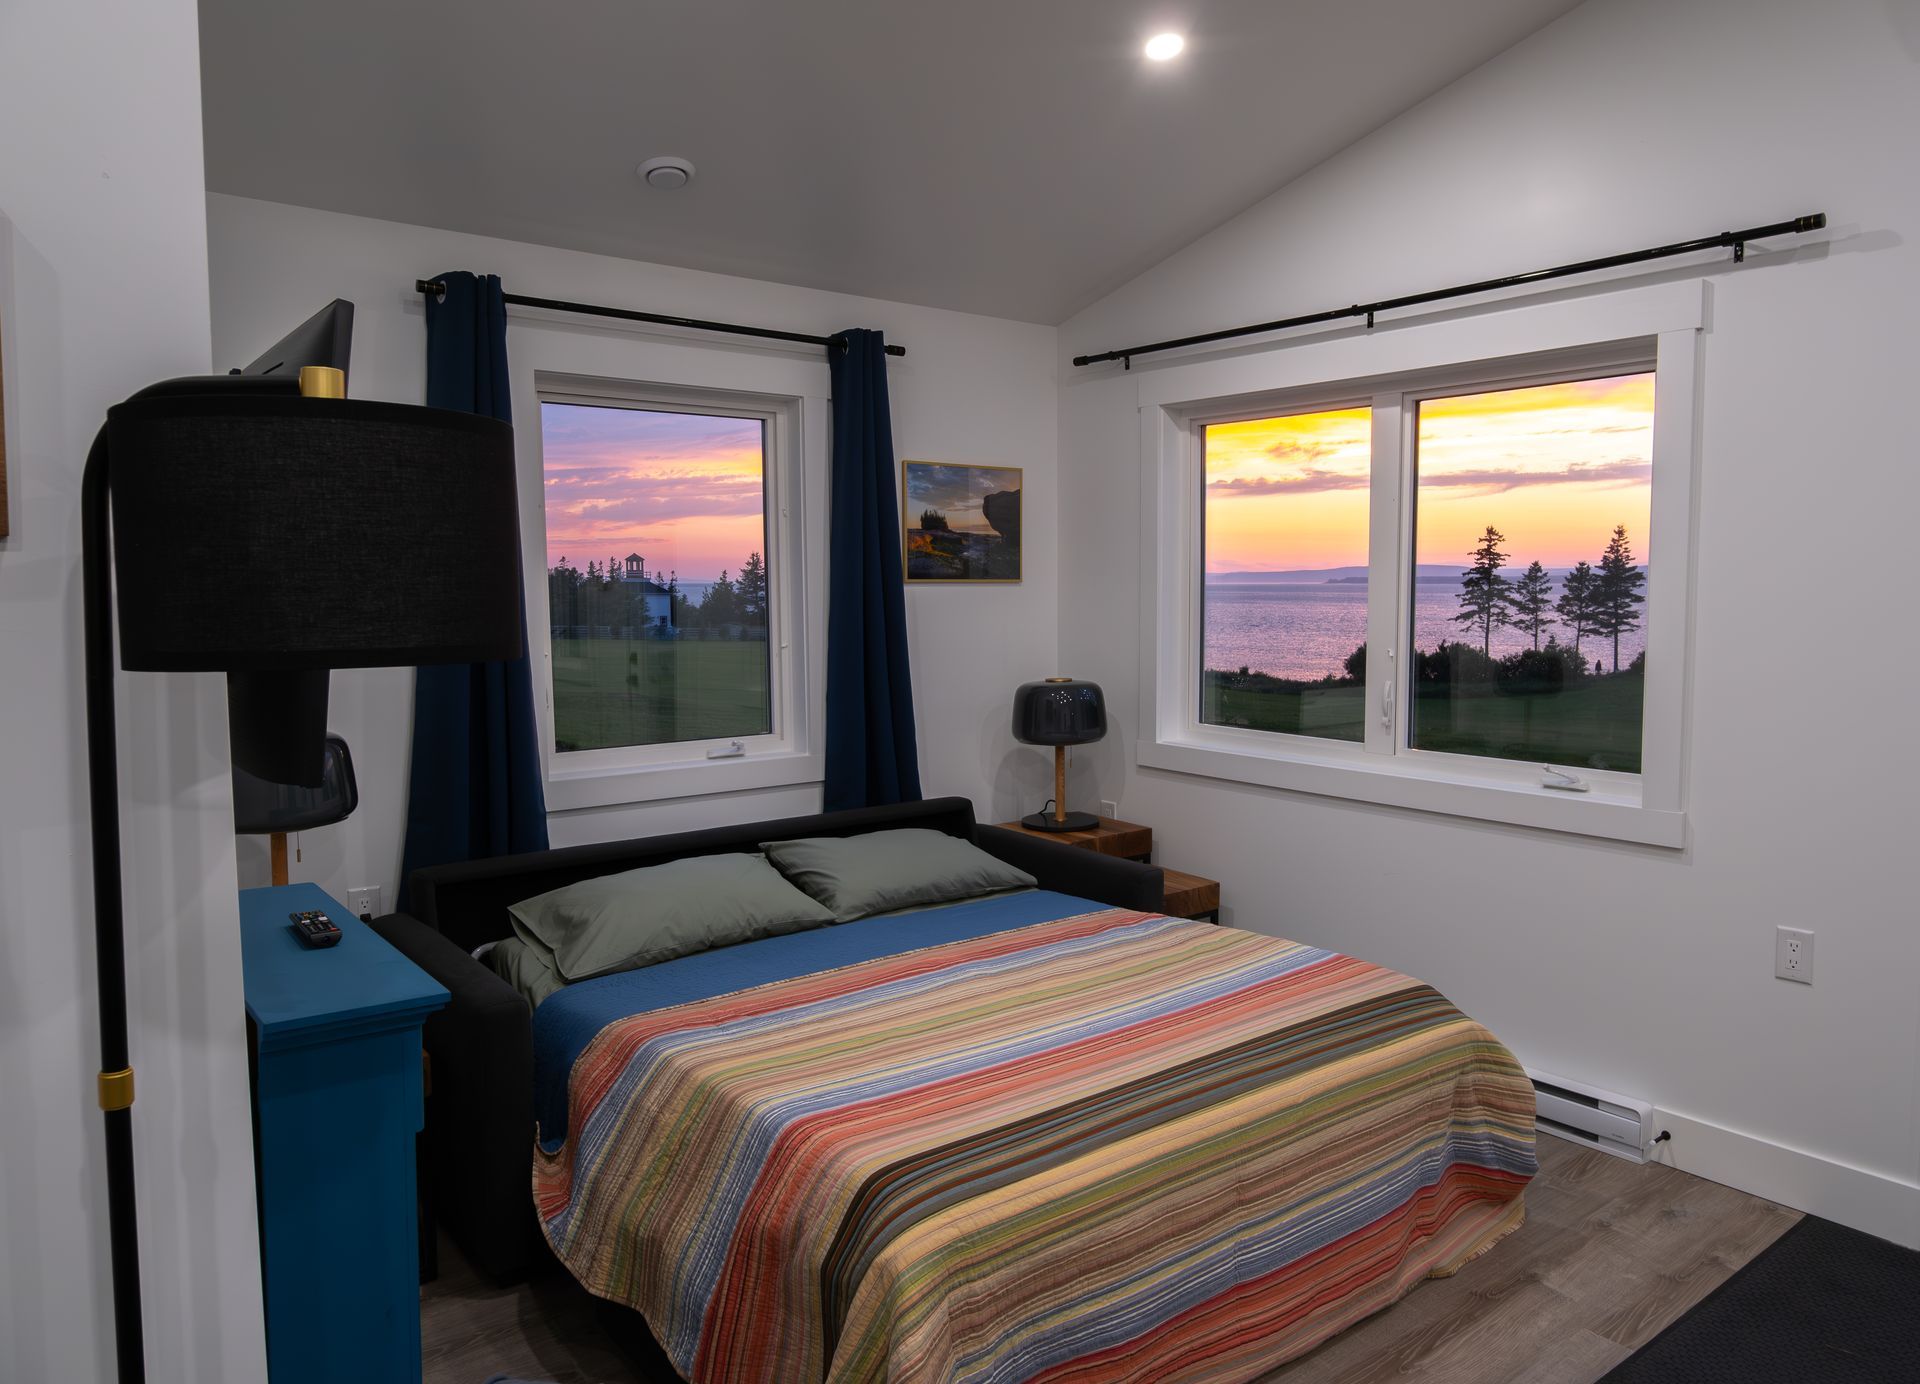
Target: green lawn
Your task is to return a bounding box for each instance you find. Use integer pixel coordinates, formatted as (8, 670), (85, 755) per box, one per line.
(1201, 670), (1644, 772)
(551, 637), (771, 752)
(1410, 674), (1643, 773)
(1202, 681), (1368, 742)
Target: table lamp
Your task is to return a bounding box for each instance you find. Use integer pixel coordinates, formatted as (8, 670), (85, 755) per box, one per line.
(82, 365), (522, 1382)
(1012, 676), (1107, 831)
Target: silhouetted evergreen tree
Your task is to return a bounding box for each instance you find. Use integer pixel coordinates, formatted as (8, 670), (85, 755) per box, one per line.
(1592, 524), (1646, 674)
(1555, 560), (1597, 654)
(1511, 560), (1555, 650)
(1453, 525), (1515, 657)
(735, 551), (768, 624)
(701, 570), (738, 627)
(548, 557), (585, 634)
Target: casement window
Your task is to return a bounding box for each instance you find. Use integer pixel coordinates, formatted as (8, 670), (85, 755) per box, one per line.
(527, 372), (826, 810)
(1140, 283), (1701, 846)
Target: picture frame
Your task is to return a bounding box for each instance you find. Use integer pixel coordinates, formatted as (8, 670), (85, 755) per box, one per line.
(0, 211), (10, 540)
(0, 305), (9, 539)
(901, 461), (1022, 583)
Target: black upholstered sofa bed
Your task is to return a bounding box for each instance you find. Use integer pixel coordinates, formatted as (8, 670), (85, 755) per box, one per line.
(372, 795), (1162, 1283)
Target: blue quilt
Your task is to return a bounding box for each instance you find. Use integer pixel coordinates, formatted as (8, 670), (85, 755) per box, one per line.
(531, 889), (1099, 1147)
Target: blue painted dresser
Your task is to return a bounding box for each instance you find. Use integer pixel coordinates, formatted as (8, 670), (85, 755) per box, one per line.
(240, 884), (449, 1384)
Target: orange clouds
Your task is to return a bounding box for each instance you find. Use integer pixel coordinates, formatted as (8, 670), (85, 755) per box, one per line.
(1415, 373), (1653, 569)
(1202, 373), (1654, 573)
(1205, 406), (1370, 572)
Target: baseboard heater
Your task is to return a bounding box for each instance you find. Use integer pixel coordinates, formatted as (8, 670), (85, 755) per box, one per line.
(1526, 1068), (1656, 1163)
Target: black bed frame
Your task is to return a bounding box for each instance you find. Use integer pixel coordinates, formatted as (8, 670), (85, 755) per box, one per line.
(372, 795), (1162, 1284)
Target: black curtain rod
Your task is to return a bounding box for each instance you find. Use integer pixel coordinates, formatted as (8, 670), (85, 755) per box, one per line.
(1073, 212), (1827, 369)
(413, 280), (906, 357)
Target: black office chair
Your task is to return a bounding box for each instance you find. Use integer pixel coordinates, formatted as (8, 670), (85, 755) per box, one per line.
(231, 733), (358, 886)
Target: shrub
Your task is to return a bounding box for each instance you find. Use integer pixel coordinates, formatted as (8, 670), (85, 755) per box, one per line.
(1541, 635), (1589, 683)
(1495, 646), (1572, 694)
(1414, 641), (1496, 685)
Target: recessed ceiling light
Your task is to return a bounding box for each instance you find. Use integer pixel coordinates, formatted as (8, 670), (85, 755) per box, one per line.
(1144, 32), (1185, 61)
(637, 155), (695, 190)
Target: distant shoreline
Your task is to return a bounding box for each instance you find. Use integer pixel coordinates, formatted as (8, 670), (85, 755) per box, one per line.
(1206, 566), (1650, 586)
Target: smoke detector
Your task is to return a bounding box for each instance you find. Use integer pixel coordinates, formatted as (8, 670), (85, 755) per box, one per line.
(637, 156), (695, 190)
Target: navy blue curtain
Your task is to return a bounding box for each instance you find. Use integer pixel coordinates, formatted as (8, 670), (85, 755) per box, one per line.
(823, 329), (921, 811)
(398, 272), (548, 905)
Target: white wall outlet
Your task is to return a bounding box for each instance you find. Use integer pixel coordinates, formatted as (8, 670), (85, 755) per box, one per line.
(1774, 926), (1814, 984)
(1099, 800), (1119, 820)
(346, 886), (384, 922)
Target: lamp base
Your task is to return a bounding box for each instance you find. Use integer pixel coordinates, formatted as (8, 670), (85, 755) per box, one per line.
(1021, 809), (1101, 833)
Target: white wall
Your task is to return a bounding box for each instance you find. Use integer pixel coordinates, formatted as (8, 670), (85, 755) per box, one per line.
(0, 2), (269, 1380)
(207, 195), (1060, 904)
(1059, 0), (1920, 1242)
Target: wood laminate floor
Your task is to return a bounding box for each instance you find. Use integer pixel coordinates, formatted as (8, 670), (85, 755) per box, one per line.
(420, 1137), (1799, 1384)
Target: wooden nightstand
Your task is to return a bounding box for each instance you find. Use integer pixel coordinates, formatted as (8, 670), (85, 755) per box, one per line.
(994, 816), (1220, 921)
(993, 815), (1153, 862)
(1159, 868), (1221, 924)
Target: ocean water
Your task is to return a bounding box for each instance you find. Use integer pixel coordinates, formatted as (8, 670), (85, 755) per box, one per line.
(1204, 581), (1648, 680)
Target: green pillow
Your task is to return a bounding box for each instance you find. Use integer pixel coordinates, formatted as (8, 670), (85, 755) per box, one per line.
(760, 829), (1036, 922)
(507, 852), (836, 983)
(483, 936), (566, 1011)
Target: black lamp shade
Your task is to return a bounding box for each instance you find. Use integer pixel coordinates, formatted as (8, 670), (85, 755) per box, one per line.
(1012, 678), (1107, 746)
(104, 393), (523, 672)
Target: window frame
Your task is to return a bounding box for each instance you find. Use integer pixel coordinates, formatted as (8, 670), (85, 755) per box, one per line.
(523, 367), (828, 812)
(1137, 281), (1703, 847)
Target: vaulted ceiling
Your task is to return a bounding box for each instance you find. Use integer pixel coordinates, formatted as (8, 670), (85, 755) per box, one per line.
(199, 0), (1581, 323)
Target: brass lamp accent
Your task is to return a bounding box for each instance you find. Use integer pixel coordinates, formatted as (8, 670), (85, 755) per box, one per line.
(297, 364), (346, 399)
(97, 1067), (135, 1112)
(1011, 676), (1107, 831)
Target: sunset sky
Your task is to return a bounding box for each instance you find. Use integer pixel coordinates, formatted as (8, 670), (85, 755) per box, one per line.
(1204, 372), (1655, 573)
(540, 402), (766, 583)
(905, 462), (1023, 534)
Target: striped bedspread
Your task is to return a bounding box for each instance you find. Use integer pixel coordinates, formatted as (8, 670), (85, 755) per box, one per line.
(533, 908), (1536, 1383)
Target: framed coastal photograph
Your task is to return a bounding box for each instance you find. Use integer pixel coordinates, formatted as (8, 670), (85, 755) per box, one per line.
(0, 213), (9, 540)
(902, 461), (1022, 583)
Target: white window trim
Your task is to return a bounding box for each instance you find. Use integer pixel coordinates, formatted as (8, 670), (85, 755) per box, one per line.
(1135, 281), (1705, 848)
(508, 335), (830, 813)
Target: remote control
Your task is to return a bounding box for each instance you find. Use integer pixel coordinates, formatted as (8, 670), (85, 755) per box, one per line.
(289, 909), (343, 949)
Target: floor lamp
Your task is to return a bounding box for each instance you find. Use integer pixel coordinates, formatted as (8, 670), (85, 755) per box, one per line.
(82, 366), (522, 1382)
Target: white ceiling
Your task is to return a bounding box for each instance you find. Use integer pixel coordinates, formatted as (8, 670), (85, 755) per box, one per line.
(198, 0), (1581, 324)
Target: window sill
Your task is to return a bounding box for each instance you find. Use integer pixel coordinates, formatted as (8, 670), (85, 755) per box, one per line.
(1136, 734), (1684, 848)
(545, 747), (822, 813)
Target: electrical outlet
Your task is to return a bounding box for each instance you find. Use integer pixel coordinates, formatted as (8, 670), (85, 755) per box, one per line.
(1774, 926), (1814, 984)
(347, 885), (384, 922)
(1099, 800), (1119, 820)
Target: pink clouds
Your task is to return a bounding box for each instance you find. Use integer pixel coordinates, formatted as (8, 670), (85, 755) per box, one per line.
(541, 402), (767, 581)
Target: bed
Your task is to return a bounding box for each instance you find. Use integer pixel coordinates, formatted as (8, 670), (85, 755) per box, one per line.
(377, 797), (1534, 1383)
